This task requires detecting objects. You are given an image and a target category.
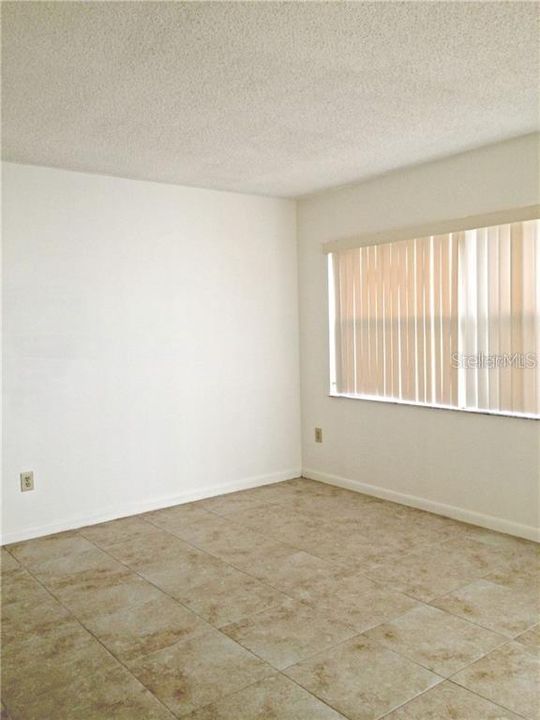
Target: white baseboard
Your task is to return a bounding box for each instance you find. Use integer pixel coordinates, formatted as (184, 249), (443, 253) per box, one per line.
(6, 466), (537, 545)
(302, 468), (540, 543)
(1, 468), (301, 545)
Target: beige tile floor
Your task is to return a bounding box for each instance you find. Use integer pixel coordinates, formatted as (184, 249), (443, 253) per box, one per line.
(1, 477), (539, 719)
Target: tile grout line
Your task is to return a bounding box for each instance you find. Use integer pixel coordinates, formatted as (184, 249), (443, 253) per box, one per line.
(84, 517), (494, 716)
(444, 677), (530, 720)
(52, 492), (540, 695)
(142, 501), (465, 605)
(271, 627), (531, 720)
(76, 532), (357, 719)
(274, 633), (448, 720)
(137, 493), (538, 646)
(145, 504), (371, 720)
(5, 480), (538, 718)
(123, 490), (540, 718)
(375, 673), (530, 720)
(126, 526), (457, 720)
(161, 490), (536, 602)
(81, 503), (455, 650)
(81, 523), (306, 613)
(71, 531), (340, 717)
(71, 536), (279, 715)
(5, 527), (437, 718)
(5, 560), (179, 719)
(76, 528), (386, 719)
(4, 559), (532, 715)
(1, 551), (20, 720)
(425, 596), (534, 638)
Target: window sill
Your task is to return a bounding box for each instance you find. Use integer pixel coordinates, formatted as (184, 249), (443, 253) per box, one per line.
(328, 392), (539, 420)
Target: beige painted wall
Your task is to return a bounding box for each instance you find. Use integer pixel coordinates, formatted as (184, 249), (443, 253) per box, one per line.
(298, 134), (540, 539)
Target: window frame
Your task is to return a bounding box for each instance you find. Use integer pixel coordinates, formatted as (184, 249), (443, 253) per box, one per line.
(327, 224), (540, 421)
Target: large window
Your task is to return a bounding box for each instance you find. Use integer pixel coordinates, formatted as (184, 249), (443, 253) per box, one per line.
(329, 219), (539, 418)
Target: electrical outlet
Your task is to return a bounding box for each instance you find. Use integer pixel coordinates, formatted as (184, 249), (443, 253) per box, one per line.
(315, 427), (323, 443)
(20, 471), (34, 492)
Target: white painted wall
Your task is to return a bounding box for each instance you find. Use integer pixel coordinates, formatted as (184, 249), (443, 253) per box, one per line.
(2, 163), (301, 542)
(3, 136), (539, 544)
(298, 134), (540, 540)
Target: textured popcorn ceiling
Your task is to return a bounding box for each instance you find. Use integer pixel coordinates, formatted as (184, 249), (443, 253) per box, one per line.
(2, 1), (539, 197)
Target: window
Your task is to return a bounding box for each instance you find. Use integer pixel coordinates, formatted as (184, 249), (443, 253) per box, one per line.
(329, 218), (539, 418)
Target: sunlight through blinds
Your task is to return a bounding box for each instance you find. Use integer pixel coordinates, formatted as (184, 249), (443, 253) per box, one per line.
(330, 219), (539, 417)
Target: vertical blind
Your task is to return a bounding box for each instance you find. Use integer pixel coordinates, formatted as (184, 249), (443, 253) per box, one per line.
(329, 219), (539, 417)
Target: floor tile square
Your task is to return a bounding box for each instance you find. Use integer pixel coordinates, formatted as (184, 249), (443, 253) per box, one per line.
(196, 488), (277, 515)
(67, 676), (177, 720)
(143, 501), (216, 533)
(281, 478), (353, 498)
(384, 680), (522, 719)
(221, 598), (357, 669)
(83, 594), (212, 661)
(7, 531), (95, 567)
(105, 529), (196, 570)
(60, 574), (166, 619)
(515, 624), (540, 650)
(4, 664), (176, 720)
(485, 555), (540, 598)
(185, 673), (347, 719)
(195, 481), (312, 516)
(301, 528), (417, 571)
(143, 507), (227, 541)
(278, 491), (379, 524)
(285, 566), (420, 632)
(224, 503), (332, 551)
(1, 549), (20, 573)
(138, 548), (241, 597)
(440, 537), (524, 575)
(79, 516), (165, 548)
(0, 567), (53, 606)
(243, 548), (344, 590)
(2, 594), (74, 648)
(366, 604), (505, 676)
(366, 543), (487, 602)
(432, 578), (539, 638)
(31, 546), (131, 591)
(461, 527), (540, 559)
(2, 615), (95, 673)
(284, 634), (441, 720)
(2, 627), (122, 708)
(128, 629), (272, 716)
(172, 514), (297, 572)
(173, 563), (286, 626)
(452, 641), (540, 720)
